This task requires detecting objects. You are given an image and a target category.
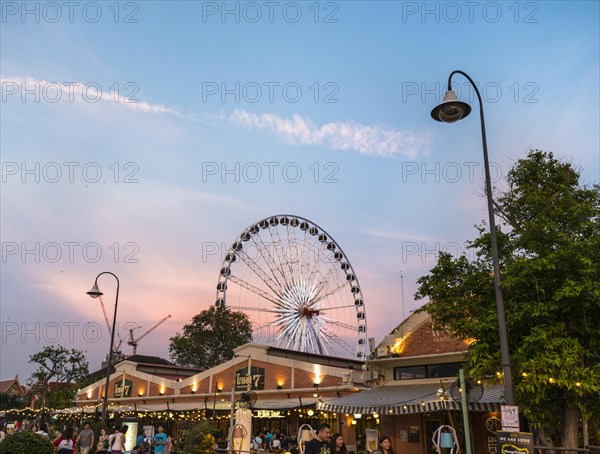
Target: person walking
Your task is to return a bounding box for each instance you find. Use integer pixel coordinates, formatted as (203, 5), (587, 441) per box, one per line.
(154, 426), (168, 453)
(373, 436), (394, 454)
(107, 426), (118, 452)
(252, 431), (263, 451)
(99, 428), (109, 451)
(110, 425), (126, 454)
(135, 428), (147, 452)
(271, 434), (281, 452)
(304, 423), (331, 454)
(330, 433), (346, 454)
(77, 422), (95, 454)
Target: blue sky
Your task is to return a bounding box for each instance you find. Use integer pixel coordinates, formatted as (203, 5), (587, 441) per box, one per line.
(1, 1), (598, 380)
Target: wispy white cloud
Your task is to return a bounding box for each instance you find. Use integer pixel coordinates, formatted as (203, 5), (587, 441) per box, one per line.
(229, 109), (431, 159)
(2, 76), (431, 159)
(1, 76), (184, 116)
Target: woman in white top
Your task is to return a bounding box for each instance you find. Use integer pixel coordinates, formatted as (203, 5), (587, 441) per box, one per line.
(111, 426), (125, 454)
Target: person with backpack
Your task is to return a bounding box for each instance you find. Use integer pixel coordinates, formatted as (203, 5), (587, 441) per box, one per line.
(252, 432), (263, 451)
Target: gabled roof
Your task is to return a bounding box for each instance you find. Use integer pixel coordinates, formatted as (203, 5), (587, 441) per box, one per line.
(0, 375), (25, 396)
(125, 355), (175, 366)
(373, 309), (469, 359)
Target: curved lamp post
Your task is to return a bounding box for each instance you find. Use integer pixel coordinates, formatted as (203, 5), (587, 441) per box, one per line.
(431, 70), (514, 406)
(87, 271), (120, 422)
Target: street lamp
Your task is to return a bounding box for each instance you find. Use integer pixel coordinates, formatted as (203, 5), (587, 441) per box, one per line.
(87, 271), (120, 422)
(431, 70), (514, 406)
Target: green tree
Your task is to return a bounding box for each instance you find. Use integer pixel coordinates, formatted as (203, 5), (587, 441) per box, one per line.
(169, 306), (252, 368)
(0, 431), (54, 454)
(28, 345), (89, 409)
(179, 420), (217, 454)
(415, 151), (600, 448)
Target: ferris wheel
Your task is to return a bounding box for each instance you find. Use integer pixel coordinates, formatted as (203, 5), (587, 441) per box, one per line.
(215, 215), (368, 359)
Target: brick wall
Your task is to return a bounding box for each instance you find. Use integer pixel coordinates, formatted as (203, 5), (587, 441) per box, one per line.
(401, 320), (468, 357)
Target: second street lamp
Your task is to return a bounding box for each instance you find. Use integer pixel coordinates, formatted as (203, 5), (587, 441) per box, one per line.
(431, 70), (515, 406)
(87, 271), (120, 423)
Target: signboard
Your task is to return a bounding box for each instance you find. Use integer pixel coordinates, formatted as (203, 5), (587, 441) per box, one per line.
(496, 431), (534, 454)
(255, 410), (285, 418)
(121, 421), (138, 452)
(235, 366), (265, 390)
(365, 429), (379, 453)
(501, 405), (520, 432)
(114, 379), (133, 398)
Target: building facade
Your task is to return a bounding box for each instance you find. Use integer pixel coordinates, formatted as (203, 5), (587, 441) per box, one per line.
(319, 311), (504, 454)
(75, 344), (366, 441)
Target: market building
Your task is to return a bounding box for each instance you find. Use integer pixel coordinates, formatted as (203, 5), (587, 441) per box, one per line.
(75, 343), (366, 442)
(319, 310), (504, 454)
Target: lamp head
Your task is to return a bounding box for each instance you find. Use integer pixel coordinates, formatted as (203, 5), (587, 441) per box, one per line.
(431, 89), (471, 123)
(87, 283), (103, 298)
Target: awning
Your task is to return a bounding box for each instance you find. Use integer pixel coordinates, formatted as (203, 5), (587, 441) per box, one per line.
(317, 383), (503, 415)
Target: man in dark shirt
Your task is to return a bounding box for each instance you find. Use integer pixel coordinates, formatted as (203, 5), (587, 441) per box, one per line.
(304, 423), (332, 454)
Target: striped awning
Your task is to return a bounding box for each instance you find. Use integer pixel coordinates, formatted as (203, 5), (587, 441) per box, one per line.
(317, 382), (503, 415)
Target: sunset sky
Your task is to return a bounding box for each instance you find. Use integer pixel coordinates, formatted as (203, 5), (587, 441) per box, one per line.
(1, 1), (598, 380)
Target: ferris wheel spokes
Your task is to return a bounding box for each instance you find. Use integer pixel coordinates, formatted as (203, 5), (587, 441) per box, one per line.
(235, 249), (282, 296)
(215, 215), (368, 359)
(226, 275), (282, 306)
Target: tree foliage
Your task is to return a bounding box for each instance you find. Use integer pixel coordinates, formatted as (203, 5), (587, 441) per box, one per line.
(0, 431), (54, 454)
(415, 151), (600, 447)
(179, 420), (217, 454)
(169, 306), (253, 368)
(28, 345), (89, 409)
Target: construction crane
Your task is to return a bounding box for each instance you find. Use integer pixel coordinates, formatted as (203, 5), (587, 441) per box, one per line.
(128, 315), (172, 355)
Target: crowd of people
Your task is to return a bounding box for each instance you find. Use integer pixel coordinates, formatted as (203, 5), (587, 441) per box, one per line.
(251, 423), (395, 454)
(0, 419), (394, 454)
(0, 420), (174, 453)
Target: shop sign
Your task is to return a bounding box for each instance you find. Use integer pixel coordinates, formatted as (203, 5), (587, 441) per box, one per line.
(501, 405), (520, 431)
(235, 366), (265, 390)
(114, 379), (133, 398)
(496, 431), (534, 454)
(255, 410), (285, 418)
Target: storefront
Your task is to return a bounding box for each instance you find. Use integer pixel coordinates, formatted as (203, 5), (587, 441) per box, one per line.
(75, 343), (366, 442)
(318, 311), (505, 454)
